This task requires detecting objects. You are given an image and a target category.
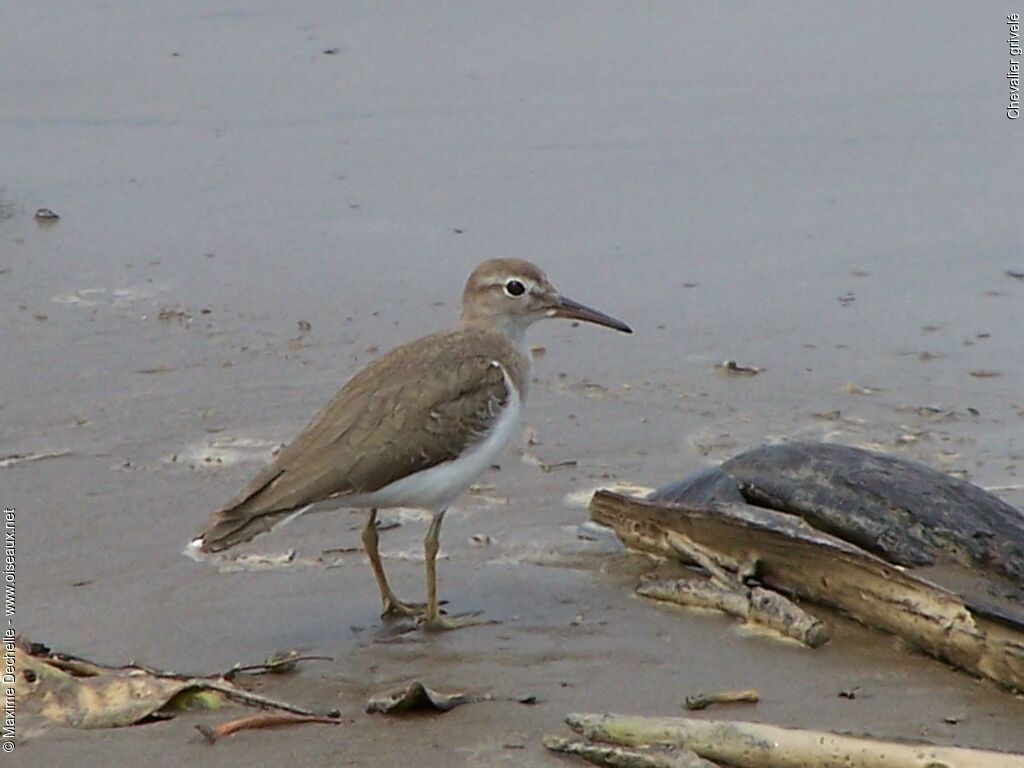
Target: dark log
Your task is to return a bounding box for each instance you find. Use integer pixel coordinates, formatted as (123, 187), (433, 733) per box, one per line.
(652, 442), (1024, 584)
(590, 491), (1024, 693)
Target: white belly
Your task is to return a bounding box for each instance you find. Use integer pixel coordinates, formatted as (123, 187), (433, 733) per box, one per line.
(344, 372), (522, 513)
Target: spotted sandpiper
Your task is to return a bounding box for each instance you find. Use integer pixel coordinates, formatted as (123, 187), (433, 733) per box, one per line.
(189, 258), (631, 630)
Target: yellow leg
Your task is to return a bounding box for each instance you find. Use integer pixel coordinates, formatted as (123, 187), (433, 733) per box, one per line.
(361, 509), (422, 617)
(419, 509), (496, 632)
(423, 509), (446, 623)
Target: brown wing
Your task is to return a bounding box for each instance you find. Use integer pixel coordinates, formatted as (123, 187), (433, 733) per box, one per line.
(195, 328), (523, 551)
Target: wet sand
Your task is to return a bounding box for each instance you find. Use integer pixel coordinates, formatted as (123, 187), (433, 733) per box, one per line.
(4, 1), (1024, 764)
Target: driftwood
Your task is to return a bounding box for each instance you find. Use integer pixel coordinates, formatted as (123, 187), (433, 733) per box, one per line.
(654, 442), (1024, 584)
(683, 689), (758, 711)
(554, 713), (1024, 768)
(590, 491), (1024, 693)
(635, 525), (828, 647)
(637, 578), (828, 648)
(544, 735), (720, 768)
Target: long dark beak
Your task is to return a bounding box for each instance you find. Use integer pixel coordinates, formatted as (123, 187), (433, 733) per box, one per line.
(552, 295), (632, 334)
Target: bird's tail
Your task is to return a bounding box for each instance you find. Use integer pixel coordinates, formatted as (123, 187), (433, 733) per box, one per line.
(186, 504), (310, 559)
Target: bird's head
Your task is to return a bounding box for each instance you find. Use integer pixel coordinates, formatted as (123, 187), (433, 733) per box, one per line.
(459, 258), (632, 342)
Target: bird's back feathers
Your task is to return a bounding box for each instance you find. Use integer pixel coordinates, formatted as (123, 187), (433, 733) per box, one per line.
(193, 327), (528, 552)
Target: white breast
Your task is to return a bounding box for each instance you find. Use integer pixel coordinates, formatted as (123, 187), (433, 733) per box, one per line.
(344, 362), (522, 513)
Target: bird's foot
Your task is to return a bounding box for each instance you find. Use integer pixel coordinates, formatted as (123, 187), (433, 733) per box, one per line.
(417, 611), (499, 633)
(381, 595), (426, 618)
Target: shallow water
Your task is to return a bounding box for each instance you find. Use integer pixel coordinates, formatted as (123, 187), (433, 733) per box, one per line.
(3, 1), (1023, 763)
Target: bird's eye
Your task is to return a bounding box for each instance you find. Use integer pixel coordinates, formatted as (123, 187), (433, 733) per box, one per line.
(504, 279), (526, 297)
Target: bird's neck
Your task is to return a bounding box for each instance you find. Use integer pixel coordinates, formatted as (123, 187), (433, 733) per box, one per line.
(455, 317), (533, 402)
(458, 314), (532, 354)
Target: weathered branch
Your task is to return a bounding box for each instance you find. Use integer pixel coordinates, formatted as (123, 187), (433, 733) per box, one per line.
(637, 578), (828, 648)
(196, 712), (344, 743)
(683, 689), (758, 711)
(591, 491), (1024, 692)
(543, 735), (721, 768)
(564, 713), (1024, 768)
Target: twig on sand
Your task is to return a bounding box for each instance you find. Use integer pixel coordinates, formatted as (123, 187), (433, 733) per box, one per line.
(683, 689), (758, 711)
(198, 679), (340, 718)
(196, 712), (346, 743)
(225, 652), (334, 679)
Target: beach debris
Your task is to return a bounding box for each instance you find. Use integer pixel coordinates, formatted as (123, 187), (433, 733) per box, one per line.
(34, 207), (60, 221)
(522, 450), (579, 473)
(544, 735), (719, 768)
(683, 689), (759, 711)
(591, 485), (1024, 693)
(542, 459), (578, 472)
(627, 499), (828, 647)
(15, 639), (339, 731)
(685, 441), (1024, 581)
(364, 681), (538, 715)
(224, 650), (333, 679)
(547, 713), (1024, 768)
(196, 712), (345, 743)
(157, 306), (193, 325)
(713, 360), (762, 376)
(1008, 270), (1024, 280)
(638, 577), (827, 648)
(969, 369), (1002, 378)
(365, 681), (474, 714)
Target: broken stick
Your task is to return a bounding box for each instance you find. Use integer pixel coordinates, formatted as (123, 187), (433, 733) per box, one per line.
(683, 689), (758, 711)
(636, 579), (828, 648)
(543, 735), (720, 768)
(196, 712), (344, 743)
(563, 713), (1024, 768)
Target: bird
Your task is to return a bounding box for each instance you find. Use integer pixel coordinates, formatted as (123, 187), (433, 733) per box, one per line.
(188, 258), (632, 630)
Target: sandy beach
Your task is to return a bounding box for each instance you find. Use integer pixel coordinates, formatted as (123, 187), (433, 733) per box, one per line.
(3, 1), (1023, 764)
